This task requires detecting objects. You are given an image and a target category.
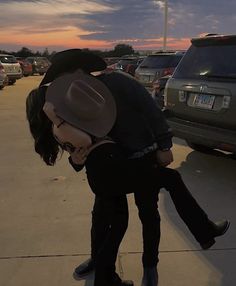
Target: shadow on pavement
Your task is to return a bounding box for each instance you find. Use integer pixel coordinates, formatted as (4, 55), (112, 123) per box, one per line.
(162, 150), (236, 286)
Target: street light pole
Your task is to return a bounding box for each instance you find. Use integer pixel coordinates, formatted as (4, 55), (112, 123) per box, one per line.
(163, 0), (168, 51)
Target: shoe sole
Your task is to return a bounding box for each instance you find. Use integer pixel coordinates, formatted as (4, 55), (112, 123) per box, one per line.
(215, 220), (230, 238)
(73, 270), (94, 281)
(201, 220), (230, 250)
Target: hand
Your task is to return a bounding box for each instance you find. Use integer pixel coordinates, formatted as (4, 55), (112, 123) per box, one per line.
(70, 147), (89, 165)
(156, 149), (173, 167)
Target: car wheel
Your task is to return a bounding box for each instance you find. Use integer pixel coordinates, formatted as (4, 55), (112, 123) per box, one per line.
(8, 80), (16, 85)
(0, 85), (4, 90)
(186, 141), (213, 152)
(39, 72), (44, 75)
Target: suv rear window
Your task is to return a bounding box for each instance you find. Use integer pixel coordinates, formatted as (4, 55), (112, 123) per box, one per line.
(139, 55), (182, 69)
(0, 55), (18, 64)
(174, 41), (236, 80)
(119, 59), (138, 65)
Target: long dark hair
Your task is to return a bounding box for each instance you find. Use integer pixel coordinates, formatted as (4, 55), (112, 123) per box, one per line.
(26, 86), (60, 165)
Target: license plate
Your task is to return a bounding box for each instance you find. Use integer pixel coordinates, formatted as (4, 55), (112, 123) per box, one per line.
(193, 94), (215, 109)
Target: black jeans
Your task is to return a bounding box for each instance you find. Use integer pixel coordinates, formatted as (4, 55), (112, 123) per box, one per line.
(85, 143), (215, 284)
(92, 196), (129, 286)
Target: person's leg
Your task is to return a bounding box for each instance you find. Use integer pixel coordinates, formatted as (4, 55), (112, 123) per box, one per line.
(91, 196), (111, 260)
(94, 195), (133, 286)
(134, 189), (160, 286)
(134, 190), (160, 267)
(157, 167), (230, 248)
(74, 196), (111, 278)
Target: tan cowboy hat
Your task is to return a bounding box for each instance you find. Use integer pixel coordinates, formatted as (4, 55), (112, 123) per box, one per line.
(45, 70), (117, 137)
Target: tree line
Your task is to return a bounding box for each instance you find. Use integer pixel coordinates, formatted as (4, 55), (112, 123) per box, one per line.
(0, 44), (139, 60)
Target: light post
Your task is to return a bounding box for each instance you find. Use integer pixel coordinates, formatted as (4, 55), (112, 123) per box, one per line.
(163, 0), (168, 51)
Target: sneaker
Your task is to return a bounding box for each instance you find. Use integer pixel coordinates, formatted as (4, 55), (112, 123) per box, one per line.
(112, 272), (134, 286)
(201, 220), (230, 250)
(73, 258), (94, 279)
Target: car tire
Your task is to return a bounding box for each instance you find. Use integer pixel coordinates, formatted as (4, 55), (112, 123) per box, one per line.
(186, 140), (213, 153)
(8, 80), (16, 85)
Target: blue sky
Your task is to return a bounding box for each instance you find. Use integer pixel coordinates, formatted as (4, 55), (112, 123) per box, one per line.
(0, 0), (236, 52)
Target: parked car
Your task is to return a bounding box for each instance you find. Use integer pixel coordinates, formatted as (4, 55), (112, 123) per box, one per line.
(0, 64), (8, 89)
(26, 57), (51, 75)
(104, 57), (120, 66)
(151, 74), (171, 109)
(104, 56), (144, 75)
(115, 56), (140, 72)
(0, 54), (22, 85)
(125, 57), (145, 76)
(135, 51), (185, 93)
(164, 34), (236, 155)
(16, 57), (33, 76)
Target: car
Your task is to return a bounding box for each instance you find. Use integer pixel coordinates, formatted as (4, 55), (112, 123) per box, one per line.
(16, 57), (33, 76)
(0, 54), (22, 85)
(0, 63), (8, 89)
(115, 55), (140, 72)
(151, 74), (171, 109)
(164, 34), (236, 155)
(26, 56), (51, 75)
(103, 56), (144, 76)
(104, 57), (120, 66)
(135, 51), (185, 93)
(125, 57), (145, 77)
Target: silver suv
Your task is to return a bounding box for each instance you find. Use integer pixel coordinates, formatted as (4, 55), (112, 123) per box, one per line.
(164, 34), (236, 154)
(0, 54), (22, 85)
(135, 51), (185, 93)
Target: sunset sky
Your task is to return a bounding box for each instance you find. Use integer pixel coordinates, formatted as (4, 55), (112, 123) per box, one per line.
(0, 0), (236, 53)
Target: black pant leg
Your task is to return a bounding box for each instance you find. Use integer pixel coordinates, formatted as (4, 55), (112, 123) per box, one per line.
(94, 196), (129, 286)
(91, 196), (111, 261)
(158, 167), (215, 243)
(134, 188), (160, 267)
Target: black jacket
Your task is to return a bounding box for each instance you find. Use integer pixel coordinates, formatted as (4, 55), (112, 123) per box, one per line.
(99, 71), (172, 154)
(69, 71), (173, 171)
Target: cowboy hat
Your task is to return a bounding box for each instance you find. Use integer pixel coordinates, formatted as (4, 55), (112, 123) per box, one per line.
(45, 70), (116, 137)
(40, 49), (107, 86)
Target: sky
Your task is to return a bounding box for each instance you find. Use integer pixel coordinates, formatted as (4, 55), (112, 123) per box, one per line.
(0, 0), (236, 53)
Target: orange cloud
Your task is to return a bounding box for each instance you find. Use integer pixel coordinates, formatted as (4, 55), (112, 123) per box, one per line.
(133, 37), (191, 50)
(0, 27), (113, 50)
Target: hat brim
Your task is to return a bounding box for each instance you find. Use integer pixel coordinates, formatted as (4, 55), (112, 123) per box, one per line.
(40, 49), (107, 86)
(45, 71), (116, 137)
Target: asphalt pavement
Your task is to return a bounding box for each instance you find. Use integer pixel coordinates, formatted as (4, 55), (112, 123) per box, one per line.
(0, 76), (235, 286)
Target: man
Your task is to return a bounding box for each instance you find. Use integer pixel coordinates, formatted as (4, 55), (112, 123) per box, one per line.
(40, 50), (229, 286)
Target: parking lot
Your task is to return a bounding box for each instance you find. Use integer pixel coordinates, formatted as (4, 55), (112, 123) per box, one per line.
(0, 76), (236, 286)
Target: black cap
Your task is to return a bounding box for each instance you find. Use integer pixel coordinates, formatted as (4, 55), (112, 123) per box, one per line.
(39, 49), (107, 86)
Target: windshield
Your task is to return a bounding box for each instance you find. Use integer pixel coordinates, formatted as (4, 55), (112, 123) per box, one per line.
(140, 55), (182, 69)
(0, 55), (18, 64)
(174, 44), (236, 79)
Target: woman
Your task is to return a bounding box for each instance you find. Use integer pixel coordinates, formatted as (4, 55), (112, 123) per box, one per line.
(26, 69), (229, 286)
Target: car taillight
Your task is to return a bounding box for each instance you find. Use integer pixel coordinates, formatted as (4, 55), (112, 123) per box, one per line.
(162, 67), (174, 76)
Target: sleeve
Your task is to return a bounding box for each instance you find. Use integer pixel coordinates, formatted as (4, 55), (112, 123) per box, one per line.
(112, 72), (173, 150)
(68, 156), (85, 172)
